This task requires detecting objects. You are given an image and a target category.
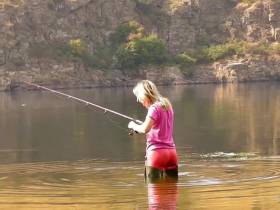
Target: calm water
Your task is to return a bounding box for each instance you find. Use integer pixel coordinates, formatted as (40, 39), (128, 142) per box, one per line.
(0, 82), (280, 209)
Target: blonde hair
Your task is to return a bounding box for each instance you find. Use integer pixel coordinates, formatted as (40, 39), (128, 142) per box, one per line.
(133, 80), (172, 110)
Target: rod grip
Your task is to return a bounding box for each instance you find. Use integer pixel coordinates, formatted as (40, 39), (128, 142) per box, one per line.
(128, 120), (142, 135)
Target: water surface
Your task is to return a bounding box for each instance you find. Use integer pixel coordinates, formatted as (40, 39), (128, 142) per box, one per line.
(0, 82), (280, 209)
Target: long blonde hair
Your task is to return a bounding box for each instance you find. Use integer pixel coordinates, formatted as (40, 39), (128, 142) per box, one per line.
(133, 80), (172, 110)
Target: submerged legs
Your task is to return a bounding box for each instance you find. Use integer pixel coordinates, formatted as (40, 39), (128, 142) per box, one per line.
(145, 166), (178, 182)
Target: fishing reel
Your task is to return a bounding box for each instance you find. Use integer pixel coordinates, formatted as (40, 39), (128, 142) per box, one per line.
(128, 129), (137, 136)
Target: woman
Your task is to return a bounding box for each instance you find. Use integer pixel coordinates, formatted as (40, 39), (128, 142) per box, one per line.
(128, 80), (178, 180)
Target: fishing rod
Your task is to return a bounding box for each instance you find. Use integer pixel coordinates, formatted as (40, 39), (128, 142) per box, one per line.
(23, 81), (142, 133)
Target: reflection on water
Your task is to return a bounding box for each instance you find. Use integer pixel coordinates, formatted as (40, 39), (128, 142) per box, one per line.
(0, 82), (280, 209)
(148, 179), (178, 210)
(172, 82), (280, 156)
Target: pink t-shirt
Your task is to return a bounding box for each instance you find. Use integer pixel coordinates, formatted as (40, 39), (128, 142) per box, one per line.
(146, 103), (176, 152)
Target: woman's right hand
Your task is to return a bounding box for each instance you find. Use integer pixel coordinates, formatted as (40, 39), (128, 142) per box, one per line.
(128, 121), (136, 130)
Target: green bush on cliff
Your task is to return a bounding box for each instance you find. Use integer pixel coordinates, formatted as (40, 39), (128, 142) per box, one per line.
(82, 47), (114, 69)
(240, 0), (280, 5)
(52, 39), (87, 61)
(115, 34), (167, 69)
(29, 18), (279, 75)
(227, 41), (280, 55)
(110, 21), (144, 48)
(193, 41), (280, 62)
(175, 44), (235, 64)
(240, 0), (258, 4)
(174, 53), (196, 67)
(68, 39), (87, 57)
(271, 43), (280, 53)
(204, 44), (236, 61)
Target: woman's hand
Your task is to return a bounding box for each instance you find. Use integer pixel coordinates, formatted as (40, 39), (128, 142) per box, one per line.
(128, 121), (136, 130)
(128, 117), (154, 134)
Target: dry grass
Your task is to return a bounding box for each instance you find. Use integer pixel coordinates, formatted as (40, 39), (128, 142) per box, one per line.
(0, 0), (23, 9)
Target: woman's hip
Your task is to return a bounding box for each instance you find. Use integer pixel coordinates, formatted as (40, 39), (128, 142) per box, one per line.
(146, 148), (178, 170)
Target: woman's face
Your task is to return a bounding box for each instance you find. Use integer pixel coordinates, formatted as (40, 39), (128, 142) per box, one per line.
(135, 85), (152, 109)
(137, 95), (150, 108)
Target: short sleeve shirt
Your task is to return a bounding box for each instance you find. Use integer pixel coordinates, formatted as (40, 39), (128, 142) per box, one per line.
(146, 103), (175, 152)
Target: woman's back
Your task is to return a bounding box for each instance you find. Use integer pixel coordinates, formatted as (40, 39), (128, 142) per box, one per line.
(146, 103), (175, 151)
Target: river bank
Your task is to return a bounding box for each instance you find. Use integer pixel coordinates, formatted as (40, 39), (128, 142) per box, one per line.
(1, 54), (279, 91)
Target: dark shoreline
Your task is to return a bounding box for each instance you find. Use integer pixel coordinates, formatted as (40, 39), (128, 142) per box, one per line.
(5, 79), (279, 93)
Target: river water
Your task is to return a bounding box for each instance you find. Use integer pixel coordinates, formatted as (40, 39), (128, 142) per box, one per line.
(0, 82), (279, 209)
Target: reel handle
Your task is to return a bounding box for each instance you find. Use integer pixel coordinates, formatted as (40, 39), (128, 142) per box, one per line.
(128, 129), (138, 135)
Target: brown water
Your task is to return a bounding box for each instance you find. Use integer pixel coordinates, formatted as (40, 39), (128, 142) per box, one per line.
(0, 82), (280, 209)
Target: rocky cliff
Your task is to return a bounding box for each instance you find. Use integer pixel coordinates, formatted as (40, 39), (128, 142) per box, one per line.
(0, 0), (279, 90)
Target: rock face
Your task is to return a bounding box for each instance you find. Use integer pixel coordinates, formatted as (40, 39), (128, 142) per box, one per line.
(214, 56), (280, 83)
(0, 0), (279, 90)
(226, 1), (280, 42)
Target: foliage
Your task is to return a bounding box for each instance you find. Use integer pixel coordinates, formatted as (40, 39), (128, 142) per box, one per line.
(82, 47), (114, 69)
(169, 53), (196, 77)
(0, 0), (24, 8)
(226, 41), (280, 56)
(178, 41), (280, 64)
(115, 34), (167, 69)
(28, 14), (280, 77)
(271, 43), (280, 53)
(203, 44), (236, 61)
(49, 39), (88, 64)
(240, 0), (280, 4)
(174, 53), (196, 67)
(68, 39), (87, 57)
(239, 0), (258, 4)
(109, 21), (144, 48)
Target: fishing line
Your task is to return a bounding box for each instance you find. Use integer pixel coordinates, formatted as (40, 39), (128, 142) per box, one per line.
(23, 81), (142, 135)
(104, 113), (131, 133)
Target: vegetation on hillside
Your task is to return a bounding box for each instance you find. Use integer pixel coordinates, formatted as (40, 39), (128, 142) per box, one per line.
(240, 0), (280, 4)
(28, 19), (280, 78)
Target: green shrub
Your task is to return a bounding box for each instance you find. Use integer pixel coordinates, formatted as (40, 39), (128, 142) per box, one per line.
(115, 45), (137, 69)
(110, 21), (144, 48)
(240, 0), (258, 4)
(174, 53), (196, 66)
(82, 47), (114, 69)
(248, 43), (270, 55)
(271, 43), (280, 53)
(240, 0), (280, 5)
(172, 53), (196, 77)
(68, 39), (87, 57)
(115, 34), (167, 69)
(52, 39), (87, 60)
(204, 44), (236, 61)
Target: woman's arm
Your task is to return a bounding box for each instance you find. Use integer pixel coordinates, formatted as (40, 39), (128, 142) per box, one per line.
(128, 117), (154, 134)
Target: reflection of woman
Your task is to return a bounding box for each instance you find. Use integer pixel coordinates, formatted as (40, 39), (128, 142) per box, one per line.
(148, 179), (178, 210)
(128, 80), (178, 180)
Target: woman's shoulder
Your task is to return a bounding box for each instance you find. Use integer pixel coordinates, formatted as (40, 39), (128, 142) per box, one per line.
(151, 102), (173, 112)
